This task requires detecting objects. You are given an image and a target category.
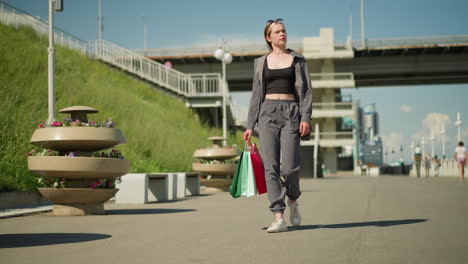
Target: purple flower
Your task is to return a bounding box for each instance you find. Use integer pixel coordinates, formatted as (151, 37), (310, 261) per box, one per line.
(90, 184), (97, 189)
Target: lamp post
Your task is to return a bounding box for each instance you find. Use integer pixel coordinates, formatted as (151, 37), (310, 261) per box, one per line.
(421, 136), (426, 157)
(98, 0), (103, 41)
(410, 141), (414, 163)
(455, 112), (462, 142)
(214, 38), (232, 147)
(430, 131), (435, 157)
(399, 144), (404, 164)
(47, 0), (63, 125)
(141, 15), (147, 56)
(440, 124), (446, 159)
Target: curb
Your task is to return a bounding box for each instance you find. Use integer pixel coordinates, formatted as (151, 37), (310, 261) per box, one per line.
(0, 206), (53, 219)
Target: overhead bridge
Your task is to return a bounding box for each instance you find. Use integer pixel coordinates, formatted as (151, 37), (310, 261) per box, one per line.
(138, 34), (468, 91)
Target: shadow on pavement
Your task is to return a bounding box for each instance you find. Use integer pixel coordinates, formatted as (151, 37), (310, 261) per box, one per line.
(290, 219), (428, 231)
(147, 194), (214, 204)
(0, 233), (111, 248)
(105, 208), (196, 215)
(262, 219), (428, 231)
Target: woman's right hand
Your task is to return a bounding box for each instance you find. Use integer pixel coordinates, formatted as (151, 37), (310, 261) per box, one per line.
(243, 129), (253, 142)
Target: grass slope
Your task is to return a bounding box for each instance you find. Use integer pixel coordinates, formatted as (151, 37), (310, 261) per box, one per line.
(0, 24), (247, 192)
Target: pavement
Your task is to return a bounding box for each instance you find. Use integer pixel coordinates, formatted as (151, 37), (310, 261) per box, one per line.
(1, 175), (468, 264)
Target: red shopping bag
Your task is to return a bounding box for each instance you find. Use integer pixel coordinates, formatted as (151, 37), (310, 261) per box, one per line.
(250, 143), (267, 194)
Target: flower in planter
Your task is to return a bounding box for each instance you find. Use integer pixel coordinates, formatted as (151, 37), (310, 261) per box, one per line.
(90, 179), (115, 189)
(106, 117), (116, 128)
(36, 176), (65, 188)
(39, 118), (117, 128)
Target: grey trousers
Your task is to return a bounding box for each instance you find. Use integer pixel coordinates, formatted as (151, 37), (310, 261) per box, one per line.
(258, 99), (301, 214)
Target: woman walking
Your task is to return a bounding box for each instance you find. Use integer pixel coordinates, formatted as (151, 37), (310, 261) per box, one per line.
(454, 141), (467, 181)
(243, 19), (312, 233)
(424, 153), (432, 178)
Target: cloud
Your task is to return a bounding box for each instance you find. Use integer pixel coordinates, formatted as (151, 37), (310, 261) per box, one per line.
(381, 131), (404, 151)
(411, 112), (451, 144)
(400, 104), (413, 113)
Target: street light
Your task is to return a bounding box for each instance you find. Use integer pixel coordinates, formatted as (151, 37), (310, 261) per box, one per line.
(455, 112), (462, 142)
(47, 0), (63, 125)
(440, 124), (446, 159)
(430, 130), (435, 157)
(421, 136), (426, 154)
(98, 0), (103, 41)
(214, 38), (232, 147)
(410, 141), (414, 163)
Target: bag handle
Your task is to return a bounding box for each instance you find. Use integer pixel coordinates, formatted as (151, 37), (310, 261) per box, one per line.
(244, 141), (252, 151)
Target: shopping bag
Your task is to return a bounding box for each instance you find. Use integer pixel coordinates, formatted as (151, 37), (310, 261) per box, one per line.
(230, 143), (257, 198)
(240, 148), (257, 197)
(250, 143), (267, 195)
(229, 152), (243, 198)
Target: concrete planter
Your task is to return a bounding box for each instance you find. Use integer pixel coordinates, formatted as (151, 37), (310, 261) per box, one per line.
(30, 127), (126, 152)
(28, 156), (130, 180)
(193, 148), (239, 160)
(27, 106), (131, 216)
(38, 188), (118, 204)
(192, 137), (239, 180)
(192, 163), (237, 175)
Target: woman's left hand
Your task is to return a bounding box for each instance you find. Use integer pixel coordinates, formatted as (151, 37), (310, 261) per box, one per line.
(299, 122), (310, 137)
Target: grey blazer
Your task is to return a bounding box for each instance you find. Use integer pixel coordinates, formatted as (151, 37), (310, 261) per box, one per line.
(246, 49), (313, 130)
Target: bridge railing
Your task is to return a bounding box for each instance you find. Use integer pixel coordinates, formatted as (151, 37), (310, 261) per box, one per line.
(310, 72), (354, 81)
(0, 1), (87, 53)
(310, 132), (354, 140)
(352, 35), (468, 49)
(88, 39), (223, 97)
(313, 102), (354, 110)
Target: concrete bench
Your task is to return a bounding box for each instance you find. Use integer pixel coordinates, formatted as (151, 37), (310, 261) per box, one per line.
(115, 172), (200, 204)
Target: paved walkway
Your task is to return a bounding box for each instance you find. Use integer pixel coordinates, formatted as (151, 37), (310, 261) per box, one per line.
(1, 175), (467, 264)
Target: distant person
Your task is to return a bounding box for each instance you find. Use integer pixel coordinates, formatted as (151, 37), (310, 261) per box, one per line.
(433, 155), (441, 177)
(424, 153), (432, 177)
(244, 19), (312, 233)
(414, 144), (422, 178)
(454, 141), (467, 181)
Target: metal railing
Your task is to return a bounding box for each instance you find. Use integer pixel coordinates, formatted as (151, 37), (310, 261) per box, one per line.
(134, 41), (303, 58)
(0, 1), (87, 53)
(310, 132), (354, 140)
(310, 72), (354, 81)
(88, 40), (222, 97)
(351, 35), (468, 49)
(313, 102), (353, 110)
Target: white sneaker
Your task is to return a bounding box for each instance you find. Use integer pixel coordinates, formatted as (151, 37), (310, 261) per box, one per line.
(288, 200), (301, 226)
(267, 219), (288, 233)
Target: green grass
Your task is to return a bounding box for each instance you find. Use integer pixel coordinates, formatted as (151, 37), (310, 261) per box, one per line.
(0, 23), (250, 192)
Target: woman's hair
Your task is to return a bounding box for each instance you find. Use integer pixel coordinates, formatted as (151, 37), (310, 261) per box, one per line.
(264, 19), (285, 51)
(459, 141), (464, 146)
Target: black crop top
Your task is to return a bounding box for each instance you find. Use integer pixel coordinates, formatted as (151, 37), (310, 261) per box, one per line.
(264, 57), (295, 95)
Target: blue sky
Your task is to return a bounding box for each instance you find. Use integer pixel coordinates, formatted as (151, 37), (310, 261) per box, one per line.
(4, 0), (468, 162)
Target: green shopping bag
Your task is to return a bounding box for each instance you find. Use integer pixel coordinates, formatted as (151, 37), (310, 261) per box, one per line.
(230, 152), (243, 198)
